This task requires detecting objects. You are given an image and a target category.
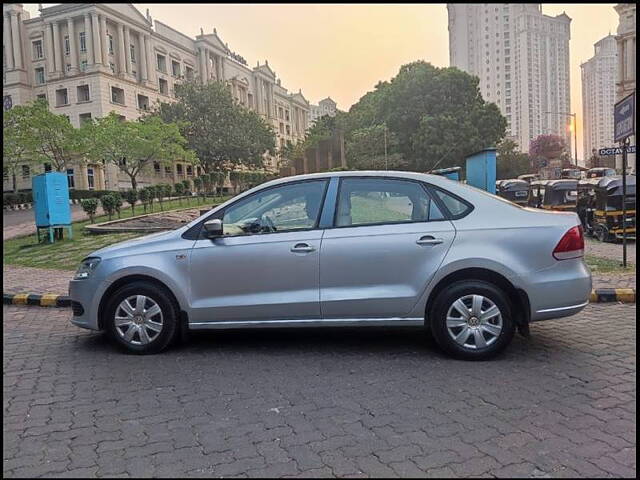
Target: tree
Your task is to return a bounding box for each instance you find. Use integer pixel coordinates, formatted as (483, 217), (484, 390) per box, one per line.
(161, 184), (173, 208)
(193, 177), (203, 198)
(496, 139), (531, 179)
(138, 187), (151, 213)
(100, 194), (117, 221)
(81, 198), (99, 224)
(229, 171), (241, 194)
(154, 81), (275, 173)
(173, 182), (184, 206)
(84, 113), (197, 191)
(211, 170), (227, 197)
(529, 134), (571, 169)
(3, 105), (36, 192)
(112, 191), (123, 219)
(125, 189), (138, 215)
(345, 124), (406, 170)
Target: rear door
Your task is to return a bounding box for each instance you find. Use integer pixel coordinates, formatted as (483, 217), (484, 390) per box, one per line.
(319, 177), (456, 319)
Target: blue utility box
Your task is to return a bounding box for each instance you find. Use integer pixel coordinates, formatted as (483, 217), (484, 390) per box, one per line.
(430, 167), (461, 181)
(466, 148), (497, 194)
(32, 172), (72, 242)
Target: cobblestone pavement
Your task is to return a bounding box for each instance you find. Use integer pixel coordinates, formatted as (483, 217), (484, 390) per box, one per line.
(3, 303), (636, 478)
(586, 238), (636, 265)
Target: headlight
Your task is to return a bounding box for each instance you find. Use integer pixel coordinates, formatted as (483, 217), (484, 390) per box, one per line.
(74, 257), (101, 280)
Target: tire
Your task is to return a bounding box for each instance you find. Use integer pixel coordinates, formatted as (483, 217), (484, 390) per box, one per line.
(429, 280), (515, 360)
(104, 281), (179, 354)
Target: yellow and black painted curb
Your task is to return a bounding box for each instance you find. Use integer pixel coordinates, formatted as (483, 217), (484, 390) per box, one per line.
(3, 293), (71, 308)
(4, 288), (636, 308)
(589, 288), (636, 303)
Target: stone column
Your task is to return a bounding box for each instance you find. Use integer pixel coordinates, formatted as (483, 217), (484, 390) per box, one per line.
(83, 14), (93, 66)
(44, 23), (55, 74)
(124, 26), (132, 74)
(146, 35), (155, 84)
(52, 21), (63, 73)
(67, 17), (78, 73)
(91, 13), (101, 64)
(9, 12), (22, 70)
(220, 56), (225, 81)
(205, 49), (211, 80)
(626, 37), (635, 82)
(117, 23), (126, 74)
(99, 15), (108, 66)
(199, 47), (206, 83)
(3, 14), (14, 70)
(139, 33), (148, 81)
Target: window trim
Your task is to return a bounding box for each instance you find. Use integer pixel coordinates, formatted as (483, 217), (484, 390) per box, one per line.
(331, 176), (450, 229)
(425, 183), (475, 220)
(183, 178), (330, 240)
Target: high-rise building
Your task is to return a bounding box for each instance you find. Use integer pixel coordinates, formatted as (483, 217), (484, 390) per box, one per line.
(614, 3), (636, 173)
(3, 3), (313, 192)
(447, 4), (572, 156)
(581, 35), (617, 167)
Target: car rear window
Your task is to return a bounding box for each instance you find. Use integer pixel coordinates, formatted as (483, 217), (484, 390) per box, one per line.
(432, 188), (473, 218)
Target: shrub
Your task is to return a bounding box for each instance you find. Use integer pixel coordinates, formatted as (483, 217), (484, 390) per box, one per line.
(80, 198), (99, 224)
(112, 191), (123, 219)
(3, 193), (18, 207)
(100, 194), (117, 221)
(125, 189), (138, 215)
(138, 187), (151, 213)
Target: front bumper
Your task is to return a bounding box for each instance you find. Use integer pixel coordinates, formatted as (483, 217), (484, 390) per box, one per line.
(68, 277), (104, 331)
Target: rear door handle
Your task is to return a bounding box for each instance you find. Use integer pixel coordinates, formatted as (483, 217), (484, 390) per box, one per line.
(416, 235), (444, 246)
(291, 243), (315, 253)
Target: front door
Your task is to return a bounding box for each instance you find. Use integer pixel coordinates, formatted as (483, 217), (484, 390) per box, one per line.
(188, 179), (328, 324)
(320, 177), (456, 319)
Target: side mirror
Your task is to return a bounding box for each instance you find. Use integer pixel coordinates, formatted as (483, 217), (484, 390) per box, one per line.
(203, 219), (223, 238)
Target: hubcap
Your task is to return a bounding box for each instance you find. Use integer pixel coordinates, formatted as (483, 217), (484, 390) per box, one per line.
(114, 295), (163, 345)
(446, 294), (503, 350)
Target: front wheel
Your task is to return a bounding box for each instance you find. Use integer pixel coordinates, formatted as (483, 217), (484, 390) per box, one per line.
(429, 280), (515, 360)
(104, 281), (178, 354)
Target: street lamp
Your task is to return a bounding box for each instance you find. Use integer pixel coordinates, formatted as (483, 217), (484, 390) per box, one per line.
(545, 111), (578, 166)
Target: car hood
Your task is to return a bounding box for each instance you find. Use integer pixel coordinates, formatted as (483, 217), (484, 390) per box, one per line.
(90, 229), (183, 259)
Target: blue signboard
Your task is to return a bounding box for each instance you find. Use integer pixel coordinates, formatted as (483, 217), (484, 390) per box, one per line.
(614, 92), (635, 142)
(599, 146), (636, 156)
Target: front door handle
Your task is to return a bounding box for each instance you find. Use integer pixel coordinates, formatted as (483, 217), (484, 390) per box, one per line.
(291, 243), (315, 253)
(416, 235), (444, 246)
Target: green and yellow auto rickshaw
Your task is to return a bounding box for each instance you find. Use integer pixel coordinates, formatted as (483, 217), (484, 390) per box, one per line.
(591, 175), (636, 242)
(496, 179), (530, 206)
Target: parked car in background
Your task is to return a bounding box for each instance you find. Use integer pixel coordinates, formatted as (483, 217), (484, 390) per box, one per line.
(69, 171), (591, 360)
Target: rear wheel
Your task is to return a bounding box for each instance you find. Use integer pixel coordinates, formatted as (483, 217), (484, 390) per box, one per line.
(104, 281), (178, 354)
(429, 280), (515, 360)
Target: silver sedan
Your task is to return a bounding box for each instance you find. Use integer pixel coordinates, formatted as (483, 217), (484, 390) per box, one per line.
(69, 171), (591, 360)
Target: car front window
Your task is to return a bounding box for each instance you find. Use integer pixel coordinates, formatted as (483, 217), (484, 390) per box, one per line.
(222, 181), (327, 236)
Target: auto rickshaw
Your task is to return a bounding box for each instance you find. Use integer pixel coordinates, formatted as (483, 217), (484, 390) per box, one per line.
(538, 179), (578, 212)
(590, 175), (636, 242)
(527, 180), (549, 208)
(577, 177), (602, 236)
(586, 167), (616, 179)
(518, 173), (540, 183)
(496, 179), (530, 205)
(561, 168), (582, 180)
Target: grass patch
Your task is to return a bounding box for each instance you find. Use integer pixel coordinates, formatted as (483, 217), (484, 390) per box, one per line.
(585, 255), (635, 275)
(3, 196), (230, 271)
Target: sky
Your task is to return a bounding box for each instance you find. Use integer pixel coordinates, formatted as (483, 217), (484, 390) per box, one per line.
(23, 3), (620, 159)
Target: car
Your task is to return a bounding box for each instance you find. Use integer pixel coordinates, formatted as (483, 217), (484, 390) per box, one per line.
(69, 171), (592, 360)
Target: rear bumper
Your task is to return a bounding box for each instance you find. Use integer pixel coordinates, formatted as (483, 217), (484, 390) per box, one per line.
(523, 259), (592, 322)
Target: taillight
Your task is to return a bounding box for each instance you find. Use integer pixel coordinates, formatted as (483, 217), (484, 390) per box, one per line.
(553, 225), (585, 260)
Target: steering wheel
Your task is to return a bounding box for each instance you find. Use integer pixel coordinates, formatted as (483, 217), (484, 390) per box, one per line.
(261, 215), (276, 233)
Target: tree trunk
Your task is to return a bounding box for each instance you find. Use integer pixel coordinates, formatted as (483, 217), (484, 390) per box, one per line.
(130, 176), (137, 191)
(12, 174), (17, 194)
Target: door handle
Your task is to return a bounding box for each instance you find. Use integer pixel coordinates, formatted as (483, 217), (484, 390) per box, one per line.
(291, 243), (315, 253)
(416, 235), (444, 246)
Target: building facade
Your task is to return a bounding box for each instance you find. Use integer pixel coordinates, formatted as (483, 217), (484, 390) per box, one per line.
(3, 3), (311, 192)
(614, 3), (636, 173)
(581, 35), (617, 165)
(448, 4), (572, 155)
(308, 96), (337, 126)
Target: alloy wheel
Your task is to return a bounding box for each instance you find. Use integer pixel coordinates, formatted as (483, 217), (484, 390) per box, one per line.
(114, 295), (163, 345)
(445, 294), (503, 350)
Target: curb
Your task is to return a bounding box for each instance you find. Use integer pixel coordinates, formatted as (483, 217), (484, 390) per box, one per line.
(590, 288), (636, 303)
(3, 293), (71, 308)
(3, 289), (636, 309)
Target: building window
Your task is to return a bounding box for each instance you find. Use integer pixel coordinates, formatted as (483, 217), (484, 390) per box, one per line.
(79, 32), (87, 53)
(156, 54), (166, 73)
(164, 165), (172, 176)
(66, 63), (72, 73)
(108, 34), (114, 55)
(43, 162), (52, 173)
(56, 88), (69, 107)
(109, 62), (116, 73)
(87, 167), (95, 190)
(36, 93), (47, 102)
(77, 85), (90, 102)
(176, 164), (183, 175)
(80, 60), (88, 72)
(186, 165), (193, 177)
(32, 40), (43, 59)
(79, 113), (92, 125)
(21, 165), (30, 179)
(35, 67), (45, 85)
(64, 35), (70, 55)
(159, 78), (168, 95)
(185, 66), (193, 81)
(285, 110), (290, 122)
(111, 86), (125, 105)
(137, 94), (149, 111)
(67, 168), (75, 189)
(154, 162), (161, 174)
(171, 60), (180, 77)
(130, 44), (136, 63)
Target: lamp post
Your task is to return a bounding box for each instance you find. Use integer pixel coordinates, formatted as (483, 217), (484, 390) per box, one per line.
(545, 111), (578, 166)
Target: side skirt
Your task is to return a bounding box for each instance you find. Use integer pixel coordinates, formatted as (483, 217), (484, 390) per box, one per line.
(188, 317), (425, 330)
